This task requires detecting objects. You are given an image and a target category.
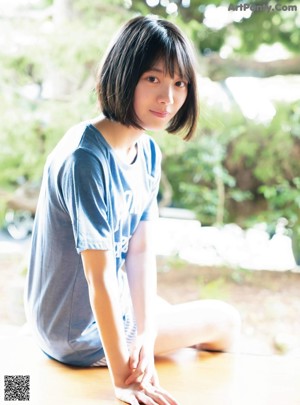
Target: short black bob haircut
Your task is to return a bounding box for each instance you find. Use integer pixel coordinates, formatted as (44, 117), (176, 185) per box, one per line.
(96, 15), (198, 141)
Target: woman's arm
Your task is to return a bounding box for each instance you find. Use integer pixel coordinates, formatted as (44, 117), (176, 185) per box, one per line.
(82, 248), (179, 405)
(125, 220), (159, 386)
(81, 249), (131, 387)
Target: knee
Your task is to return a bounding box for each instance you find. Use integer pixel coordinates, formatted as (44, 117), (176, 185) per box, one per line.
(202, 300), (241, 352)
(216, 301), (241, 350)
(225, 302), (241, 336)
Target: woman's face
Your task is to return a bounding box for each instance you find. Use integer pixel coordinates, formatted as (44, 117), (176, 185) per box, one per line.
(133, 59), (188, 131)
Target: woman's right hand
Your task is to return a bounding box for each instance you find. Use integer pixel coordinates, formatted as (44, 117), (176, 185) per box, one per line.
(114, 382), (180, 405)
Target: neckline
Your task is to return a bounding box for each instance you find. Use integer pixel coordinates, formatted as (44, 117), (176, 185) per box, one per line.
(88, 123), (140, 169)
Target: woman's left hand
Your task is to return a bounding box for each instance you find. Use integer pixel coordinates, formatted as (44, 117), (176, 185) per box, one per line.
(125, 334), (158, 387)
(115, 382), (180, 405)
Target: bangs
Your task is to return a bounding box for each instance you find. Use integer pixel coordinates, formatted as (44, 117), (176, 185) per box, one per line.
(139, 27), (194, 83)
(151, 51), (191, 82)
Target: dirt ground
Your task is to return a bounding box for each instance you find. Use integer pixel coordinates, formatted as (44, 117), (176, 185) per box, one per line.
(1, 250), (300, 357)
(157, 256), (300, 356)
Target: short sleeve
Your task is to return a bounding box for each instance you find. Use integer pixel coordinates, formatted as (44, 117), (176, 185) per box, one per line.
(140, 137), (162, 221)
(60, 149), (113, 253)
(140, 178), (160, 221)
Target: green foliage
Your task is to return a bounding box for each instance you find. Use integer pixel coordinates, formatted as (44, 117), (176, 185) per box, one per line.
(230, 101), (300, 222)
(155, 103), (248, 224)
(230, 266), (254, 284)
(236, 9), (300, 54)
(1, 0), (300, 257)
(259, 179), (300, 224)
(129, 0), (300, 55)
(155, 98), (300, 247)
(0, 0), (135, 224)
(165, 254), (188, 271)
(198, 276), (228, 299)
(258, 177), (300, 263)
(230, 103), (300, 185)
(0, 2), (132, 189)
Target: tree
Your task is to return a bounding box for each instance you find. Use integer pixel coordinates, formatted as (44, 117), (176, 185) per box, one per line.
(0, 0), (132, 188)
(128, 1), (300, 263)
(1, 0), (300, 265)
(129, 0), (300, 57)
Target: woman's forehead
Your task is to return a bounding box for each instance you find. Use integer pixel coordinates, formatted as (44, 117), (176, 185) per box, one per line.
(148, 58), (185, 78)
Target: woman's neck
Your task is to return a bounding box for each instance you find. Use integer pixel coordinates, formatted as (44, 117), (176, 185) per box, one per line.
(91, 116), (144, 164)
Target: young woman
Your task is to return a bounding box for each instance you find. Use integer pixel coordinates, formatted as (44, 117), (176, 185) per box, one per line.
(25, 15), (240, 405)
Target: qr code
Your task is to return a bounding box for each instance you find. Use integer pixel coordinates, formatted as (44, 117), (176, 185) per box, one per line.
(4, 375), (30, 401)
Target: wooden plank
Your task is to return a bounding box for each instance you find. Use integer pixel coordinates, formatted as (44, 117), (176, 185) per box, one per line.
(1, 336), (299, 405)
(156, 349), (300, 405)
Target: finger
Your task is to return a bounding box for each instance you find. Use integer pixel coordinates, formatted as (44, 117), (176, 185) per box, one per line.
(130, 345), (141, 370)
(125, 367), (144, 385)
(115, 391), (139, 405)
(140, 366), (160, 389)
(143, 384), (180, 405)
(126, 396), (140, 405)
(140, 365), (154, 388)
(150, 369), (160, 387)
(135, 391), (156, 405)
(129, 397), (140, 405)
(143, 384), (174, 405)
(139, 386), (175, 405)
(151, 386), (180, 405)
(136, 354), (148, 375)
(127, 354), (150, 385)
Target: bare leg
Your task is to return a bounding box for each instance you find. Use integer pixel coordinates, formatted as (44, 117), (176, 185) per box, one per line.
(154, 297), (241, 355)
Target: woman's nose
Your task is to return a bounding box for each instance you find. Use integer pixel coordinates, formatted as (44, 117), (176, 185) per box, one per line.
(157, 85), (174, 105)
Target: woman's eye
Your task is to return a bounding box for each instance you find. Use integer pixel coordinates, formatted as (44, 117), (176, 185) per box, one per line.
(176, 80), (187, 88)
(147, 76), (158, 83)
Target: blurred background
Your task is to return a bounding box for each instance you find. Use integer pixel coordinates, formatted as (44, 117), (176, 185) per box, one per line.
(0, 0), (300, 356)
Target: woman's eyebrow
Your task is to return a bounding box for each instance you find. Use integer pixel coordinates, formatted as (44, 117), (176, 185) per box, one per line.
(146, 67), (164, 73)
(146, 67), (184, 78)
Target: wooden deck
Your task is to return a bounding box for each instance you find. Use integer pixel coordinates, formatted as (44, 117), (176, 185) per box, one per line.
(1, 335), (299, 405)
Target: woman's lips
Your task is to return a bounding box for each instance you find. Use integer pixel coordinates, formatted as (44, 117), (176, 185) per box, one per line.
(150, 110), (170, 118)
